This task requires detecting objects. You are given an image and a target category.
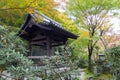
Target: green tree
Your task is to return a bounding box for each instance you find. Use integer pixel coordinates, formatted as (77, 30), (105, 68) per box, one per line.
(68, 0), (120, 71)
(0, 0), (78, 34)
(0, 0), (57, 27)
(69, 29), (89, 68)
(54, 12), (79, 34)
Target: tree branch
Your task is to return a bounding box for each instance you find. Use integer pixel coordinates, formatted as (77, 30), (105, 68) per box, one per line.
(100, 38), (107, 49)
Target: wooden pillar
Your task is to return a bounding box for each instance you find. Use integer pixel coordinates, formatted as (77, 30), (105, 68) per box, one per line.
(46, 36), (51, 56)
(27, 41), (32, 56)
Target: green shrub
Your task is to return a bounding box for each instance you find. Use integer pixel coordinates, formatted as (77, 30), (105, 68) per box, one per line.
(106, 45), (120, 80)
(71, 53), (88, 68)
(0, 25), (33, 79)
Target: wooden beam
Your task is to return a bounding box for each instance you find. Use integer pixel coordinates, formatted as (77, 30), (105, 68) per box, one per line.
(30, 44), (45, 46)
(51, 42), (66, 47)
(30, 40), (47, 45)
(31, 35), (46, 41)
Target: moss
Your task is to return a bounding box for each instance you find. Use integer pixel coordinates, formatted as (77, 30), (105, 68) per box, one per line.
(84, 69), (94, 78)
(93, 74), (112, 80)
(84, 69), (112, 80)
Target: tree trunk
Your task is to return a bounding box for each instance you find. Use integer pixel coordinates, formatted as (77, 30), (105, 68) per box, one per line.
(88, 53), (92, 71)
(88, 44), (93, 71)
